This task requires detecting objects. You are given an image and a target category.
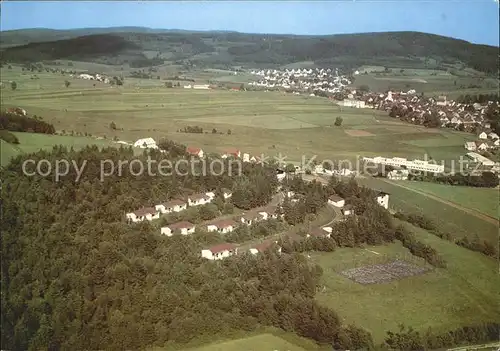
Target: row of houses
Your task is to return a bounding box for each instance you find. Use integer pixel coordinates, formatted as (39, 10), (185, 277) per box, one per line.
(75, 73), (110, 84)
(200, 225), (335, 260)
(125, 190), (233, 223)
(183, 84), (211, 90)
(160, 204), (281, 237)
(464, 131), (500, 151)
(248, 67), (352, 94)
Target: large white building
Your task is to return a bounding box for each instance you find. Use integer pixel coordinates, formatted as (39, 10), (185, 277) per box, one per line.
(466, 152), (495, 166)
(363, 156), (444, 174)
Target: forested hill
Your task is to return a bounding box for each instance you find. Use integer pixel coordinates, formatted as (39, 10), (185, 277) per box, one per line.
(0, 28), (497, 73)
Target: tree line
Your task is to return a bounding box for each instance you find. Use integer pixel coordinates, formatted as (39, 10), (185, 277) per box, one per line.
(394, 211), (498, 258)
(408, 171), (499, 188)
(0, 111), (55, 134)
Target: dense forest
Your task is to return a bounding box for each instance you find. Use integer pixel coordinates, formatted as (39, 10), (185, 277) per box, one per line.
(1, 143), (498, 350)
(0, 111), (56, 134)
(1, 30), (497, 73)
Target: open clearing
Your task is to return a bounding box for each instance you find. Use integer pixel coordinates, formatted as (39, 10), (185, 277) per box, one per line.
(1, 66), (475, 165)
(344, 129), (375, 137)
(357, 177), (498, 244)
(311, 229), (500, 344)
(1, 132), (113, 167)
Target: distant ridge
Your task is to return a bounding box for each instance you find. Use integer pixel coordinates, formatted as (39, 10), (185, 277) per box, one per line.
(0, 28), (497, 73)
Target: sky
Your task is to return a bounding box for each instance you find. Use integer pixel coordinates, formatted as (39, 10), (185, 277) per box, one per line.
(1, 1), (499, 46)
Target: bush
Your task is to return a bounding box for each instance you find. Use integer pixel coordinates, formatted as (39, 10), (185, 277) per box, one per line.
(0, 130), (20, 144)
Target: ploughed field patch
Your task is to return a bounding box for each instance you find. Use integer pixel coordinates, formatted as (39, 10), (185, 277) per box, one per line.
(340, 260), (430, 284)
(344, 129), (376, 137)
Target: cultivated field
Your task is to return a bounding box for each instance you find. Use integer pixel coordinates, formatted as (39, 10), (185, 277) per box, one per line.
(1, 65), (476, 166)
(357, 177), (499, 245)
(311, 230), (500, 344)
(353, 68), (498, 99)
(394, 181), (499, 219)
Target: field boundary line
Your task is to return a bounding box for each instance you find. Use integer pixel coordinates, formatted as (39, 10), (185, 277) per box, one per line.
(382, 179), (499, 225)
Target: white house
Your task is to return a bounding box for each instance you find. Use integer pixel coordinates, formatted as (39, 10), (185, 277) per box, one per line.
(221, 149), (241, 159)
(240, 211), (262, 225)
(328, 195), (345, 208)
(342, 99), (365, 108)
(126, 207), (159, 223)
(322, 227), (333, 234)
(307, 227), (331, 239)
(133, 137), (157, 149)
(341, 205), (353, 216)
(476, 141), (489, 151)
(193, 84), (210, 90)
(187, 147), (204, 158)
(488, 132), (499, 140)
(436, 96), (447, 106)
(155, 199), (187, 214)
(479, 132), (488, 140)
(201, 243), (238, 260)
(249, 240), (281, 255)
(188, 193), (212, 206)
(205, 191), (216, 200)
(160, 221), (195, 236)
(206, 219), (238, 233)
(222, 188), (233, 199)
(375, 192), (390, 209)
(242, 153), (251, 163)
(493, 139), (500, 147)
(464, 141), (477, 151)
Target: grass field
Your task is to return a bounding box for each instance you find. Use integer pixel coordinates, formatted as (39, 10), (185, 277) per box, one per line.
(183, 334), (308, 351)
(1, 66), (476, 166)
(1, 132), (113, 167)
(357, 177), (498, 245)
(311, 224), (500, 344)
(352, 69), (497, 99)
(395, 181), (499, 219)
(148, 328), (328, 351)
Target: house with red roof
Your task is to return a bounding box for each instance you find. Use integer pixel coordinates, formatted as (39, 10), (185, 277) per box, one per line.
(239, 211), (264, 225)
(201, 243), (238, 260)
(249, 240), (282, 255)
(126, 207), (159, 223)
(206, 219), (238, 233)
(221, 148), (241, 159)
(187, 147), (204, 158)
(160, 221), (195, 236)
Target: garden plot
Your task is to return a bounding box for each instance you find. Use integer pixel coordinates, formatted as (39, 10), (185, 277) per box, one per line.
(340, 260), (430, 284)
